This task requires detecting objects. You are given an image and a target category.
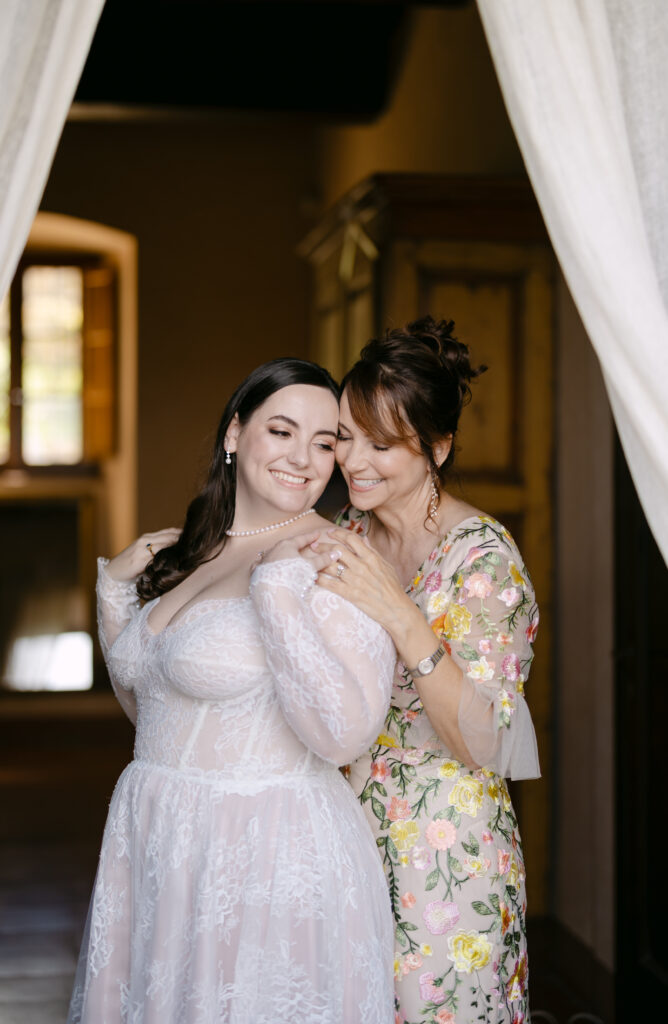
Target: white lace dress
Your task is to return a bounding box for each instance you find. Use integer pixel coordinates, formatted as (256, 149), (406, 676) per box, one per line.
(67, 556), (396, 1024)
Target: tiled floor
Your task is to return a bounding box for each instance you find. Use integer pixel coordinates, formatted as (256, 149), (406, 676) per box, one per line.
(0, 842), (97, 1024)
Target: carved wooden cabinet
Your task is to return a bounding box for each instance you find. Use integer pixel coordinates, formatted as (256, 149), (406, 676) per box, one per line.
(299, 175), (554, 914)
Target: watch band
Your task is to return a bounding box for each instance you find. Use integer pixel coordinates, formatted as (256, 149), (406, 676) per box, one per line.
(406, 641), (447, 678)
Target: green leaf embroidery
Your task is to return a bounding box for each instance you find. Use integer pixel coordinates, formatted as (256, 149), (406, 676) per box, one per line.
(472, 900), (494, 916)
(371, 797), (386, 821)
(465, 831), (480, 856)
(425, 868), (439, 891)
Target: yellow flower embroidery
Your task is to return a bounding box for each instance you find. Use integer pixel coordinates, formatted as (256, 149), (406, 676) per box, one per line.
(499, 779), (512, 811)
(393, 956), (402, 980)
(427, 591), (448, 616)
(412, 574), (423, 588)
(508, 561), (526, 588)
(443, 603), (472, 641)
(389, 820), (420, 851)
(439, 760), (460, 779)
(447, 930), (493, 974)
(487, 781), (499, 802)
(376, 733), (399, 749)
(420, 944), (433, 957)
(448, 777), (484, 817)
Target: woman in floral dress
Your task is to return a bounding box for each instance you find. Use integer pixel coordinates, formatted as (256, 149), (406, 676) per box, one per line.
(315, 317), (540, 1024)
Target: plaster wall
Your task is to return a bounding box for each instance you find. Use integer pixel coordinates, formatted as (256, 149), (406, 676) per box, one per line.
(40, 117), (315, 533)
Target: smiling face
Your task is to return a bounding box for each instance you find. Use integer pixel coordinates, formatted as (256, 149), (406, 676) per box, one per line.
(336, 389), (436, 516)
(226, 383), (338, 528)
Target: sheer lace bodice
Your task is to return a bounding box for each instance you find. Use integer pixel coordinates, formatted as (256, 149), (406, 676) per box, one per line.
(98, 556), (393, 775)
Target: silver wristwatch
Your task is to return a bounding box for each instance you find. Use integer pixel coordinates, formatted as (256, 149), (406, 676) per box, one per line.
(407, 641), (446, 678)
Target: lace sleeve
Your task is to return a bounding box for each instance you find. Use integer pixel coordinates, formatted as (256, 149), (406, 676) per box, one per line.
(434, 541), (541, 780)
(96, 557), (139, 724)
(250, 557), (395, 767)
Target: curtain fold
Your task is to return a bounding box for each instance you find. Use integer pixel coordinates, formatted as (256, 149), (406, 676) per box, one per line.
(0, 0), (104, 301)
(477, 0), (668, 564)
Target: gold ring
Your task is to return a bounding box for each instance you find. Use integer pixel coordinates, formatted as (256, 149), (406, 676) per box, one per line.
(146, 542), (155, 556)
(336, 561), (345, 579)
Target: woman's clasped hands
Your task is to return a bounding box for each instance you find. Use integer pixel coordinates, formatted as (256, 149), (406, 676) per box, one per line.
(309, 527), (411, 633)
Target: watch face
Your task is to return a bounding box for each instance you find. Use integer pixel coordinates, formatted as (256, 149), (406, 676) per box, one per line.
(417, 656), (434, 675)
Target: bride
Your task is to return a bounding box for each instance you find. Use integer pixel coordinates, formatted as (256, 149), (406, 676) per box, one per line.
(67, 357), (395, 1024)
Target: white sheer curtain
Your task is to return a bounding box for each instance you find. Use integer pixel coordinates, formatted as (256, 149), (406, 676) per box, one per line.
(0, 0), (104, 300)
(477, 0), (668, 564)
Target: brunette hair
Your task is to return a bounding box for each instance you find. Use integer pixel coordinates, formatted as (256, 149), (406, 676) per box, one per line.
(340, 315), (485, 486)
(137, 357), (339, 601)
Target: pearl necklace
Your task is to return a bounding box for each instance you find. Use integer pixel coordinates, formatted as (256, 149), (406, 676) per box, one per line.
(225, 507), (315, 537)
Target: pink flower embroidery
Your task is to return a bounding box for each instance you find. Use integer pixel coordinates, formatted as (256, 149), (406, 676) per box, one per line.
(435, 1011), (456, 1024)
(464, 546), (484, 566)
(401, 747), (425, 766)
(424, 571), (443, 593)
(425, 818), (457, 850)
(502, 654), (521, 682)
(410, 845), (432, 870)
(499, 587), (519, 607)
(401, 891), (416, 909)
(482, 829), (493, 844)
(496, 631), (513, 646)
(418, 971), (446, 1005)
(387, 796), (411, 821)
(464, 572), (494, 598)
(497, 849), (511, 875)
(422, 900), (460, 935)
(370, 758), (388, 782)
(402, 952), (423, 973)
(478, 638), (492, 653)
(526, 614), (539, 643)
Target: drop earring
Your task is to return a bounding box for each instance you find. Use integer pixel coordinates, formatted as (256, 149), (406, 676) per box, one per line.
(428, 479), (440, 524)
(225, 450), (232, 465)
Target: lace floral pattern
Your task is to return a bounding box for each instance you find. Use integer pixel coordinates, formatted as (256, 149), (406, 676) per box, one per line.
(337, 508), (540, 1024)
(68, 557), (396, 1024)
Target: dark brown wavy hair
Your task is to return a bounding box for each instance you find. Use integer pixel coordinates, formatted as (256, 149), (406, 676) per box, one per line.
(340, 315), (486, 487)
(137, 357), (339, 601)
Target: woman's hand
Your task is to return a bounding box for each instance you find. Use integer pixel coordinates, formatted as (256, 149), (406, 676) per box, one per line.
(261, 529), (344, 573)
(315, 527), (420, 637)
(106, 528), (181, 582)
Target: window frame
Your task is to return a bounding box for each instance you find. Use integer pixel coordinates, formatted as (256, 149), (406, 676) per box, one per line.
(1, 251), (116, 475)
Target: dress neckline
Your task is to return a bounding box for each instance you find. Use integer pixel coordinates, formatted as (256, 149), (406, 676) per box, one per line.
(343, 507), (487, 595)
(145, 594), (252, 638)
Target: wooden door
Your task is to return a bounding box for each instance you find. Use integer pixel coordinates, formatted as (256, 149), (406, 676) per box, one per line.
(382, 238), (554, 915)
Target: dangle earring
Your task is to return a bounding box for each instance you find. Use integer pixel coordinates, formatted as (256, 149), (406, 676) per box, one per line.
(428, 477), (440, 525)
(225, 450), (232, 465)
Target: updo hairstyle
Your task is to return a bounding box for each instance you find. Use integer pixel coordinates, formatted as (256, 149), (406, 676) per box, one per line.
(341, 315), (485, 485)
(137, 357), (339, 602)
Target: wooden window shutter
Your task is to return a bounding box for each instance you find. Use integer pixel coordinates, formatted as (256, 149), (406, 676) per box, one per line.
(82, 265), (116, 461)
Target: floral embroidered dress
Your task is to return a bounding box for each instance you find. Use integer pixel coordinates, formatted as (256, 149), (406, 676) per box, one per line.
(337, 508), (540, 1024)
(67, 556), (396, 1024)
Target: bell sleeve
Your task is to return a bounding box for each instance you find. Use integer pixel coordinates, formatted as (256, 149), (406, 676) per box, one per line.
(96, 557), (139, 724)
(250, 557), (395, 766)
(431, 541), (541, 780)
